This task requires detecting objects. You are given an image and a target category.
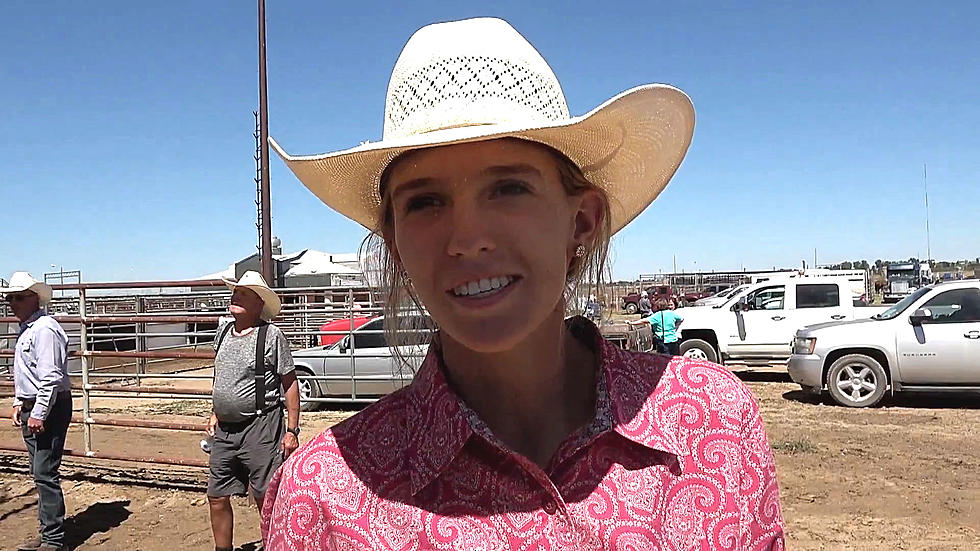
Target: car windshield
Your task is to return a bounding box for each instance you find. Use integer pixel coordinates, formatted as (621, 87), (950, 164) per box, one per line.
(715, 285), (749, 308)
(874, 286), (932, 320)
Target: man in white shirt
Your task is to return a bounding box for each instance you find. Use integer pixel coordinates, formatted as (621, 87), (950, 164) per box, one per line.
(4, 272), (72, 551)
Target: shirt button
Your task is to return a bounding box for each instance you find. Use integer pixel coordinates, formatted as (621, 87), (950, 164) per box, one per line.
(543, 500), (557, 515)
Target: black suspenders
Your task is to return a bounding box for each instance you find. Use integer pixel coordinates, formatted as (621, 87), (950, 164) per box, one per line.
(215, 322), (271, 416)
(253, 324), (269, 415)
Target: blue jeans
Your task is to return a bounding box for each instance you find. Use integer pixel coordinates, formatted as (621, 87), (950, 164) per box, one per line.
(21, 393), (72, 546)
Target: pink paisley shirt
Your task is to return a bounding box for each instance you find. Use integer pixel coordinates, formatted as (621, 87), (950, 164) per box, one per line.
(262, 318), (785, 550)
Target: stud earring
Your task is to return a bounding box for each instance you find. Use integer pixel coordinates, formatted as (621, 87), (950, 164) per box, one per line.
(574, 244), (586, 258)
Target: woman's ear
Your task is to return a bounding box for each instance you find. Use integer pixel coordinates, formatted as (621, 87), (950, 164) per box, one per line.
(572, 189), (603, 248)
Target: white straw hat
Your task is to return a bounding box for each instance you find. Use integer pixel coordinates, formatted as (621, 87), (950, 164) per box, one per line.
(0, 272), (53, 305)
(222, 271), (282, 321)
(271, 17), (695, 233)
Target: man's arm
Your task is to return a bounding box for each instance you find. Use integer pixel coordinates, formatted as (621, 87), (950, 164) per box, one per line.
(275, 328), (300, 457)
(30, 325), (67, 421)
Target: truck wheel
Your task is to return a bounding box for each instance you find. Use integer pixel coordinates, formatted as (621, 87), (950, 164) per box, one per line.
(826, 354), (887, 408)
(679, 339), (718, 363)
(625, 302), (638, 315)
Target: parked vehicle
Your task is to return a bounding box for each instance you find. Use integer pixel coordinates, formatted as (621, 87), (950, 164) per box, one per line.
(292, 315), (432, 408)
(676, 277), (886, 368)
(621, 286), (709, 313)
(884, 260), (932, 303)
(788, 280), (980, 407)
(318, 316), (373, 346)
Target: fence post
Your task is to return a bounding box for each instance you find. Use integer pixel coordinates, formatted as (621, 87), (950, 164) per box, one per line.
(136, 295), (146, 386)
(78, 289), (92, 456)
(348, 289), (356, 401)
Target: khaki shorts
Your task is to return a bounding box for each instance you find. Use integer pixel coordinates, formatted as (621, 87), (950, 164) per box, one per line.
(207, 407), (284, 498)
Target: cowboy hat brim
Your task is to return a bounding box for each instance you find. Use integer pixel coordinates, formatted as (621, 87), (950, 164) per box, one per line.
(271, 84), (694, 234)
(0, 281), (53, 305)
(222, 277), (282, 321)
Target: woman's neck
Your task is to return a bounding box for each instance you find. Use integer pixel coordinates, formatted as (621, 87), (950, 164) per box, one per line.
(439, 308), (597, 469)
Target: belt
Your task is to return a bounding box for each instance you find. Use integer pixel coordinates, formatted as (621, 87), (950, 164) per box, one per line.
(18, 391), (72, 406)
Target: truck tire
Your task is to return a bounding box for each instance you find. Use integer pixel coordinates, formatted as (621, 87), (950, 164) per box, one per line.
(624, 302), (638, 315)
(679, 339), (718, 363)
(826, 354), (887, 408)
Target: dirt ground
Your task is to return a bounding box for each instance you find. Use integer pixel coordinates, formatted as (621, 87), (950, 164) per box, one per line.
(1, 373), (978, 550)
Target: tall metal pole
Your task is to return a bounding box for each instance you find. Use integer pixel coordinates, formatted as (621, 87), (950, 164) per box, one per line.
(258, 0), (274, 285)
(923, 163), (931, 267)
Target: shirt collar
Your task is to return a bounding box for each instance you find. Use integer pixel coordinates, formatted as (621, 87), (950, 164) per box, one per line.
(19, 310), (44, 332)
(404, 339), (474, 496)
(403, 317), (684, 495)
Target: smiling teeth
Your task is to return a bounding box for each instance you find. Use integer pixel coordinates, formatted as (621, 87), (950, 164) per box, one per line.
(453, 276), (514, 297)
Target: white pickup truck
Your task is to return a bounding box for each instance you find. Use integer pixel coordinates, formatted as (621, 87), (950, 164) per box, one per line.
(676, 276), (885, 368)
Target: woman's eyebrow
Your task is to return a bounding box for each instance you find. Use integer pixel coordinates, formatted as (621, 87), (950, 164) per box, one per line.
(481, 164), (542, 178)
(390, 177), (438, 200)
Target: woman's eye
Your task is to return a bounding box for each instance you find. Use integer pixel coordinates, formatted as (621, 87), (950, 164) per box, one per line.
(492, 180), (530, 197)
(404, 195), (441, 213)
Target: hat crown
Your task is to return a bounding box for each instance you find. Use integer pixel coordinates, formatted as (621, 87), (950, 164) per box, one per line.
(8, 271), (39, 287)
(383, 18), (570, 140)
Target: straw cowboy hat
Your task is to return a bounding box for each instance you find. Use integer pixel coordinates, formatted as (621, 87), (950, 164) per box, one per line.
(222, 271), (282, 321)
(270, 17), (695, 234)
(0, 272), (54, 305)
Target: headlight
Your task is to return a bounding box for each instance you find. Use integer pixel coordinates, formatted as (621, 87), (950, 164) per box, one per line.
(793, 337), (817, 355)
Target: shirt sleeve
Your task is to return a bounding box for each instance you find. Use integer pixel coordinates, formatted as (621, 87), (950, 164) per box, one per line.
(738, 390), (786, 550)
(30, 325), (68, 420)
(272, 326), (295, 376)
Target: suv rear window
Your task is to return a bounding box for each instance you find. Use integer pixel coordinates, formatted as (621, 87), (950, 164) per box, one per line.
(796, 284), (839, 309)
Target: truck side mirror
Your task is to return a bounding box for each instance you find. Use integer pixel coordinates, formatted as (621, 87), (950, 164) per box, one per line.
(339, 335), (351, 352)
(732, 297), (749, 312)
(909, 308), (932, 326)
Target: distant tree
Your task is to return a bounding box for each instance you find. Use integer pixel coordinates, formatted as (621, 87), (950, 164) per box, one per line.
(841, 261), (853, 270)
(874, 259), (884, 272)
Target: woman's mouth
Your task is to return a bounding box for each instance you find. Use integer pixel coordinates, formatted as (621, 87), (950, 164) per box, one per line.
(449, 275), (518, 299)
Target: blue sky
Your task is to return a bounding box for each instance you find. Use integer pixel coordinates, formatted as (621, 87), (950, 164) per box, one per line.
(2, 1), (977, 283)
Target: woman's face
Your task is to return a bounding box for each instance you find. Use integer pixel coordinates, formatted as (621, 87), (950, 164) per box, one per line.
(386, 139), (601, 353)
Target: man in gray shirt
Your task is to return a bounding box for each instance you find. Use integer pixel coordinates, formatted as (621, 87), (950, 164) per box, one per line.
(206, 271), (299, 551)
(4, 272), (71, 551)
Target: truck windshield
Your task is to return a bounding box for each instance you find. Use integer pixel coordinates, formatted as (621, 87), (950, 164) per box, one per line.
(875, 286), (932, 320)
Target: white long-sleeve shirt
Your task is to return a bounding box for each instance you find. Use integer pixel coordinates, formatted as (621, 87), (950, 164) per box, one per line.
(11, 310), (71, 419)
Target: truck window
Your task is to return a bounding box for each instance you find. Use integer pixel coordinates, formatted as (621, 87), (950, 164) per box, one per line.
(796, 284), (839, 309)
(746, 285), (785, 310)
(921, 288), (980, 323)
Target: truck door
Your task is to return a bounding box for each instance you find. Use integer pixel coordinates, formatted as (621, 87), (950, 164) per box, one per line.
(792, 283), (848, 328)
(896, 287), (980, 384)
(728, 284), (790, 358)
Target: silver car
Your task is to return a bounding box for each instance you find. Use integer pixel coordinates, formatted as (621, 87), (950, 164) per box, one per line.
(788, 280), (980, 407)
(291, 315), (432, 408)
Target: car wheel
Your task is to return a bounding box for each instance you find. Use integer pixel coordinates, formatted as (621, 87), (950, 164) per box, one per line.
(826, 354), (887, 408)
(294, 368), (321, 412)
(679, 339), (718, 363)
(625, 302), (638, 315)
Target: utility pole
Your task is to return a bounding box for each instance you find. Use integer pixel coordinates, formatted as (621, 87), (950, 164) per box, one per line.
(923, 163), (931, 268)
(257, 0), (274, 285)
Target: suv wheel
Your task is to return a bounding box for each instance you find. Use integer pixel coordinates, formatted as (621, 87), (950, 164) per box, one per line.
(624, 302), (638, 315)
(679, 339), (718, 363)
(826, 354), (887, 408)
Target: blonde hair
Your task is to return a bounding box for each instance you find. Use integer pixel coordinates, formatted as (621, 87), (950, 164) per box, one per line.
(360, 139), (613, 367)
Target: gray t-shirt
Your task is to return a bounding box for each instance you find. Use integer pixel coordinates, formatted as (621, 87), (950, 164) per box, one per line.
(212, 322), (295, 423)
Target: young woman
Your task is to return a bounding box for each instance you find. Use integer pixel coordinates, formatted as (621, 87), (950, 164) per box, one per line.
(262, 18), (784, 550)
